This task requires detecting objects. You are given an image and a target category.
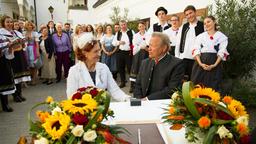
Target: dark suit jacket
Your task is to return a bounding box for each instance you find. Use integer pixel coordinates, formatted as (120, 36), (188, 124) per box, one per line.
(134, 54), (184, 100)
(39, 36), (54, 59)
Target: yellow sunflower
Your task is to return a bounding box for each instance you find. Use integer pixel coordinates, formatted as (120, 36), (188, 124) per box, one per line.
(228, 100), (247, 118)
(190, 87), (220, 102)
(61, 94), (98, 115)
(42, 113), (70, 140)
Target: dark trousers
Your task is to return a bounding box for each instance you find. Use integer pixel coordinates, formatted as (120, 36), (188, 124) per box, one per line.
(182, 58), (195, 81)
(116, 50), (132, 83)
(56, 51), (70, 80)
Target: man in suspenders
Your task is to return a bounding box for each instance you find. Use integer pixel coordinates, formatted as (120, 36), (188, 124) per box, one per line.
(112, 20), (134, 88)
(175, 5), (204, 81)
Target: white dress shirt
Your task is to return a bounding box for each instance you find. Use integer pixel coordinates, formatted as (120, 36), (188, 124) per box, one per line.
(112, 30), (134, 51)
(146, 22), (169, 45)
(163, 27), (179, 46)
(175, 23), (198, 59)
(67, 61), (130, 101)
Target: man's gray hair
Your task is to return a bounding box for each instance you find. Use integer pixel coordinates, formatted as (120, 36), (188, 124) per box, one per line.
(151, 32), (170, 51)
(119, 20), (127, 24)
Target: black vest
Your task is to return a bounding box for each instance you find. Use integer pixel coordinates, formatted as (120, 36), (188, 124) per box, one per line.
(153, 23), (172, 32)
(117, 30), (133, 46)
(179, 21), (204, 53)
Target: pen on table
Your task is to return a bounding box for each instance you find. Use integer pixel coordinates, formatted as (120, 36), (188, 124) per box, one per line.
(138, 128), (141, 144)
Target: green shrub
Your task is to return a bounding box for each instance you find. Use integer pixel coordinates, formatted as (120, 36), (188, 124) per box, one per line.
(213, 0), (256, 79)
(231, 80), (256, 107)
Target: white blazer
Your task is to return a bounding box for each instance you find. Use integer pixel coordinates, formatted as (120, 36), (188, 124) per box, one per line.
(66, 61), (130, 101)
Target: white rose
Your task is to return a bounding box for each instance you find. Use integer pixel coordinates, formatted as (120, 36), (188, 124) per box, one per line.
(71, 125), (84, 137)
(34, 137), (49, 144)
(217, 125), (233, 139)
(83, 129), (97, 142)
(218, 102), (227, 108)
(171, 92), (179, 100)
(51, 106), (62, 114)
(236, 116), (249, 125)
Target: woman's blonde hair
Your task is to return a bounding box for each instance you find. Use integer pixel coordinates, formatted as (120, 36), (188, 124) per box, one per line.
(24, 21), (35, 31)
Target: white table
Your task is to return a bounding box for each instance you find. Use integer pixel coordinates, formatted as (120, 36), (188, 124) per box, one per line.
(104, 99), (188, 144)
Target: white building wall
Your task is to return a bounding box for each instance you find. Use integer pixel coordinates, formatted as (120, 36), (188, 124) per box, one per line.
(35, 0), (68, 28)
(69, 0), (214, 26)
(0, 0), (35, 21)
(0, 1), (20, 18)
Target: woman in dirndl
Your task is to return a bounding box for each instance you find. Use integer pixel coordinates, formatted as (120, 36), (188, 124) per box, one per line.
(0, 16), (30, 103)
(0, 27), (16, 112)
(100, 24), (118, 80)
(129, 21), (148, 93)
(24, 21), (40, 85)
(191, 16), (229, 91)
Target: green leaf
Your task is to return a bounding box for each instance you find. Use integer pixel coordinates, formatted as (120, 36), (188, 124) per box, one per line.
(84, 106), (104, 131)
(212, 119), (233, 125)
(66, 135), (75, 144)
(193, 98), (234, 117)
(203, 125), (218, 144)
(182, 82), (201, 119)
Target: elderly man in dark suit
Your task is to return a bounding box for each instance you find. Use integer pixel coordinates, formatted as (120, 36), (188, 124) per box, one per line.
(134, 32), (184, 100)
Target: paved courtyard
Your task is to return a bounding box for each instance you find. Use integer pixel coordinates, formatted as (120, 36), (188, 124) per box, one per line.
(0, 80), (255, 144)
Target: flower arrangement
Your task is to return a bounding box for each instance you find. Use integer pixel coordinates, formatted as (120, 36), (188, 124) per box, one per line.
(28, 86), (130, 144)
(162, 82), (250, 144)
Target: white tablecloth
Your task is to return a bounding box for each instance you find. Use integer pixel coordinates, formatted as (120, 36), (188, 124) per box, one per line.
(104, 99), (187, 144)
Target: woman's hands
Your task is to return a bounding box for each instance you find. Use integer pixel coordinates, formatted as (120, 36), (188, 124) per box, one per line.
(199, 63), (216, 71)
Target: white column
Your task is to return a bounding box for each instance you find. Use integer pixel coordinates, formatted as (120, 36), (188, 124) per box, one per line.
(18, 4), (24, 17)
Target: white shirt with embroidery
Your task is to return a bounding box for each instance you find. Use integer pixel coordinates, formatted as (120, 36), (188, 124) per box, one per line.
(192, 31), (229, 61)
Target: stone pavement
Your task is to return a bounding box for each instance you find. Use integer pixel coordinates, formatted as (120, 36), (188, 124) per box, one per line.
(0, 80), (255, 144)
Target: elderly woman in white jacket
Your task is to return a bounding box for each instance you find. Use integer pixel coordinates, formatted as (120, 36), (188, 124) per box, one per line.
(66, 33), (130, 101)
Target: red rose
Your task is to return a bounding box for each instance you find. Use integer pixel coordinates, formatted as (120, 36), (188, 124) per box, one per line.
(72, 113), (89, 125)
(217, 111), (234, 120)
(240, 135), (251, 144)
(77, 87), (86, 92)
(210, 36), (214, 40)
(90, 88), (99, 97)
(72, 92), (82, 100)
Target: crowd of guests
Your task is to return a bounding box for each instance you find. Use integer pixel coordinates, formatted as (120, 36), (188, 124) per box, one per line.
(0, 5), (229, 112)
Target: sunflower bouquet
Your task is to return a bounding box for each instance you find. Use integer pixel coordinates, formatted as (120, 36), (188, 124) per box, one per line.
(28, 86), (130, 144)
(162, 82), (251, 144)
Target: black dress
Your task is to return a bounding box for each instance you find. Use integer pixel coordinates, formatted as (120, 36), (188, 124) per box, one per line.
(0, 55), (15, 93)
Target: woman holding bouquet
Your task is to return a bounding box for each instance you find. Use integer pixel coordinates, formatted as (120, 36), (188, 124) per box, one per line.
(0, 16), (30, 103)
(0, 33), (16, 112)
(191, 16), (229, 90)
(66, 33), (130, 101)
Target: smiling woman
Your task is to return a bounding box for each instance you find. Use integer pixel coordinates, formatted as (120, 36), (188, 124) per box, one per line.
(66, 33), (130, 101)
(191, 16), (229, 91)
